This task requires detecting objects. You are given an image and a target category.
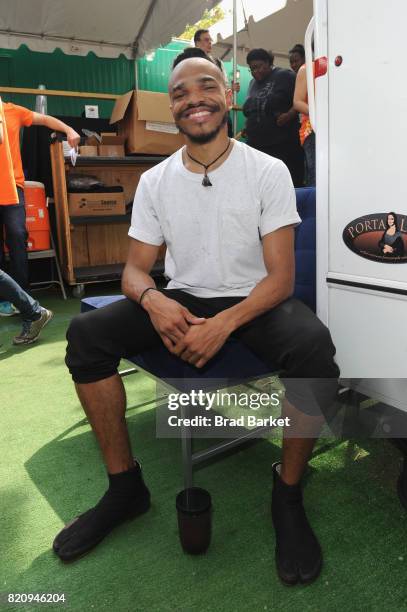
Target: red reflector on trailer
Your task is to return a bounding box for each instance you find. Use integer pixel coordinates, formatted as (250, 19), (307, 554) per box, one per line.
(314, 56), (328, 77)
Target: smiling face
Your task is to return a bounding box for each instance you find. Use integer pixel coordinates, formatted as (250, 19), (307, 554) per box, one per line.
(388, 214), (395, 227)
(169, 58), (232, 144)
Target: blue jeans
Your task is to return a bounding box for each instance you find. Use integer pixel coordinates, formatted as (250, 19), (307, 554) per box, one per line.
(0, 268), (40, 321)
(0, 187), (29, 290)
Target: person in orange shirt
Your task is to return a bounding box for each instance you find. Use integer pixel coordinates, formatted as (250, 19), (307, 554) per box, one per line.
(1, 99), (53, 331)
(0, 99), (18, 197)
(0, 102), (80, 314)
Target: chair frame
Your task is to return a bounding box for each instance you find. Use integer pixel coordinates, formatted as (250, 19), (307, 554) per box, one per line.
(120, 362), (279, 488)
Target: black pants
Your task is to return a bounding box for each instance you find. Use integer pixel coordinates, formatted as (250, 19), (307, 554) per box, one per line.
(66, 291), (340, 417)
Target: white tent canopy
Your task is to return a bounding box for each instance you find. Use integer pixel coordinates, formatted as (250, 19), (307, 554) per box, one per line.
(212, 0), (312, 67)
(0, 0), (219, 58)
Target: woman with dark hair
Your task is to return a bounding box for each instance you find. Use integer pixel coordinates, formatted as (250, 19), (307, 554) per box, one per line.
(378, 212), (405, 256)
(242, 48), (304, 186)
(289, 44), (305, 74)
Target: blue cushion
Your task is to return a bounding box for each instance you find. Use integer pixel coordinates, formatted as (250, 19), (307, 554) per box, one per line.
(81, 296), (272, 390)
(133, 339), (271, 391)
(81, 295), (126, 312)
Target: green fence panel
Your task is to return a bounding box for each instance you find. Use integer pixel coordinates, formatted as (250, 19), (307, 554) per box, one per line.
(0, 45), (134, 117)
(0, 41), (251, 132)
(136, 40), (189, 92)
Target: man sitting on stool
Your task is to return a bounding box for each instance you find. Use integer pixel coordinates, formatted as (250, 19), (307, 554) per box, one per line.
(54, 54), (340, 587)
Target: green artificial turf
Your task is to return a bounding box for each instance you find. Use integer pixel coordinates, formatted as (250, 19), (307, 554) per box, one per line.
(1, 286), (407, 612)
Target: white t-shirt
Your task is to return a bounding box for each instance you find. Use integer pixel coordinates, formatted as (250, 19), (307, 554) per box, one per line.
(129, 139), (301, 298)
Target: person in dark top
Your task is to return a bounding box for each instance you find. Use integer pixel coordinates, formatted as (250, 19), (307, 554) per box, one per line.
(289, 44), (306, 74)
(378, 212), (405, 257)
(243, 48), (304, 186)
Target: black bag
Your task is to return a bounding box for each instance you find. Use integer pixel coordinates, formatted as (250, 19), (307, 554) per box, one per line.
(67, 174), (105, 192)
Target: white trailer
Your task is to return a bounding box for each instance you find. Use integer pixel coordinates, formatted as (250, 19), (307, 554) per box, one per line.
(307, 0), (407, 413)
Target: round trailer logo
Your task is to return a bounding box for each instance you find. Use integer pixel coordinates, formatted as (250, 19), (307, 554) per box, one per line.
(343, 212), (407, 263)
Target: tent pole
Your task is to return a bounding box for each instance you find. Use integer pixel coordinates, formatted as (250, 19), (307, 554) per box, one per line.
(232, 0), (237, 135)
(132, 0), (159, 57)
(135, 58), (139, 91)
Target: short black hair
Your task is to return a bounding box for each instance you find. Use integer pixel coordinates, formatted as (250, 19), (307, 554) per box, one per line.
(172, 47), (213, 69)
(246, 48), (274, 65)
(289, 44), (305, 59)
(194, 29), (209, 45)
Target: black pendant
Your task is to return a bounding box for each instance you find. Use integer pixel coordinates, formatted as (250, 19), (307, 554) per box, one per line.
(202, 174), (212, 187)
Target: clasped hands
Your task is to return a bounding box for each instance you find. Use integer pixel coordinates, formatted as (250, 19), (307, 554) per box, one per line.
(144, 292), (233, 369)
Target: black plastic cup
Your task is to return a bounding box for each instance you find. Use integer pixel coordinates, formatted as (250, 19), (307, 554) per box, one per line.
(176, 487), (212, 555)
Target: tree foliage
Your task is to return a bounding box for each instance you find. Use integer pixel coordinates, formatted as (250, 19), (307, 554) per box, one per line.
(178, 6), (226, 41)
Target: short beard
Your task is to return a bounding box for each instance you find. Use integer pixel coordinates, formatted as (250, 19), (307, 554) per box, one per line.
(176, 111), (228, 144)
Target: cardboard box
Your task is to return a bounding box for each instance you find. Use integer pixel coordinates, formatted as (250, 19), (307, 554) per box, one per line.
(79, 145), (98, 156)
(85, 135), (100, 146)
(110, 90), (184, 155)
(98, 133), (125, 157)
(98, 144), (125, 157)
(100, 133), (123, 144)
(68, 192), (126, 216)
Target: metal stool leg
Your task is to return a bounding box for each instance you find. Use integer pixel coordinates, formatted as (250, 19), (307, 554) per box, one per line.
(181, 403), (193, 489)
